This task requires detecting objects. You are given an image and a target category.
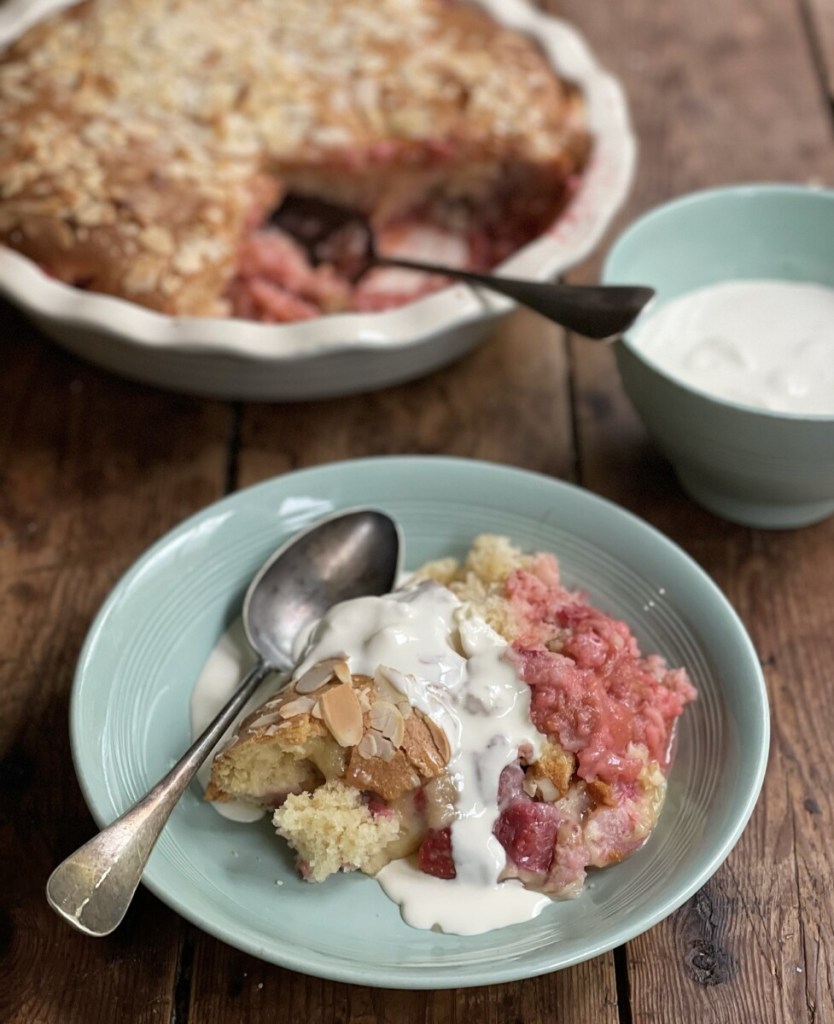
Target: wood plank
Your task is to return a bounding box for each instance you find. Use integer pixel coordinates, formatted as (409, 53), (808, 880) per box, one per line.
(0, 311), (234, 1024)
(233, 308), (577, 487)
(569, 0), (834, 203)
(555, 0), (834, 1019)
(187, 947), (620, 1024)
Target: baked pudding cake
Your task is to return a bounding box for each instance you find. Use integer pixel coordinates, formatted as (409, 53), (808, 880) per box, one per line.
(0, 0), (591, 322)
(208, 658), (453, 881)
(207, 536), (696, 914)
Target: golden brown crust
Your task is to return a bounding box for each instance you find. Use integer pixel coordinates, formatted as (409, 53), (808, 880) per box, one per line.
(0, 0), (590, 315)
(0, 92), (277, 315)
(401, 714), (448, 779)
(344, 747), (422, 803)
(208, 663), (449, 806)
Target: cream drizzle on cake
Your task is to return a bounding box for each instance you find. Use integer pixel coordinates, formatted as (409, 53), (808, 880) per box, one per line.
(290, 581), (549, 929)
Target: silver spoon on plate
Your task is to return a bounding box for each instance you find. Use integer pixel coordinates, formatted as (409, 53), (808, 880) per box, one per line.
(271, 194), (655, 341)
(46, 508), (401, 936)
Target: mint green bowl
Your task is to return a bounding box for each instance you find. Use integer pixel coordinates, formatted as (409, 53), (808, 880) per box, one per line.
(603, 185), (834, 529)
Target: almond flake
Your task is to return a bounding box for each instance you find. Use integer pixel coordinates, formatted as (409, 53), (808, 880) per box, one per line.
(277, 696), (315, 719)
(356, 731), (381, 759)
(375, 734), (397, 761)
(369, 701), (405, 747)
(248, 711), (283, 731)
(294, 658), (341, 694)
(426, 717), (451, 764)
(333, 660), (352, 685)
(319, 682), (364, 747)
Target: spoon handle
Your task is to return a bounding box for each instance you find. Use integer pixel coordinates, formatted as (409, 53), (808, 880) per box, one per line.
(376, 256), (655, 340)
(46, 659), (276, 936)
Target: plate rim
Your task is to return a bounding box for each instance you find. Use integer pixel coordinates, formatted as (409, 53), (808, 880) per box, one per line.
(70, 455), (770, 987)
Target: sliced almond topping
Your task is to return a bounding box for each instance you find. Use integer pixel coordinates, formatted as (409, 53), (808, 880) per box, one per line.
(311, 700), (324, 720)
(375, 734), (397, 762)
(318, 682), (364, 747)
(426, 717), (452, 764)
(356, 731), (381, 760)
(369, 701), (405, 748)
(367, 701), (393, 730)
(375, 666), (416, 718)
(356, 732), (398, 762)
(387, 715), (405, 747)
(277, 696), (316, 719)
(247, 711), (283, 731)
(294, 658), (341, 694)
(333, 660), (352, 685)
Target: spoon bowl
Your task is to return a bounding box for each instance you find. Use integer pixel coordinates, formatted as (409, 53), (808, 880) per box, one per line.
(46, 508), (400, 936)
(245, 508), (400, 670)
(272, 194), (655, 341)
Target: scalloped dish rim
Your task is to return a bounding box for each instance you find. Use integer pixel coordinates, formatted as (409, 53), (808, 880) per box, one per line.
(0, 0), (636, 364)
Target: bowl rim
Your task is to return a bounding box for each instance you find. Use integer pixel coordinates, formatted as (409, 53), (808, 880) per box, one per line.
(0, 0), (636, 365)
(603, 182), (834, 423)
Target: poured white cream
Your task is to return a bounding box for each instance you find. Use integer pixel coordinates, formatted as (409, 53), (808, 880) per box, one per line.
(293, 580), (547, 933)
(191, 580), (550, 934)
(375, 858), (551, 935)
(628, 279), (834, 414)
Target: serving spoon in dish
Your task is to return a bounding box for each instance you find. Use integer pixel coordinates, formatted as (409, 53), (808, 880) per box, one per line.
(46, 508), (401, 937)
(272, 194), (655, 340)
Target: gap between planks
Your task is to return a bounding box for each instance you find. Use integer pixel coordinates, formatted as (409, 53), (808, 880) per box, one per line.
(798, 0), (834, 127)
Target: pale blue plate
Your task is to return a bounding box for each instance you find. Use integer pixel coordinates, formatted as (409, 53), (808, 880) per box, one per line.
(71, 456), (769, 988)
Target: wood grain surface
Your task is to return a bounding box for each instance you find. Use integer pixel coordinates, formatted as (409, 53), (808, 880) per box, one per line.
(1, 1), (833, 1021)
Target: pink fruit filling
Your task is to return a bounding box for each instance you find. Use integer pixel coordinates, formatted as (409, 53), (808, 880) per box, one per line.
(224, 216), (490, 322)
(221, 169), (578, 324)
(506, 557), (696, 785)
(418, 553), (696, 894)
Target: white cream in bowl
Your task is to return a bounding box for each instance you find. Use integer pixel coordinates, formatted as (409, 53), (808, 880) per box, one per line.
(628, 279), (834, 415)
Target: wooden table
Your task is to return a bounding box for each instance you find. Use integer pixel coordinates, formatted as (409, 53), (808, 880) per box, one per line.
(2, 1), (833, 1020)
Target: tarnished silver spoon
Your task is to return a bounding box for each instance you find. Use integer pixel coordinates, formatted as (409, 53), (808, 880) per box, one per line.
(46, 508), (401, 936)
(271, 194), (655, 340)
